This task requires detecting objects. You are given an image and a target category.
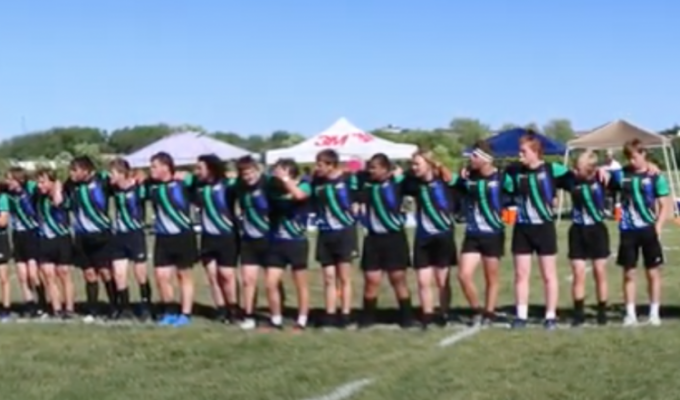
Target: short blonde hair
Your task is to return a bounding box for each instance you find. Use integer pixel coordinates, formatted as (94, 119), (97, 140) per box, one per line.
(575, 150), (598, 175)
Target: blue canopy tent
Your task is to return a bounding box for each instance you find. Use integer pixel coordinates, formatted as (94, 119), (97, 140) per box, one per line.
(464, 128), (567, 157)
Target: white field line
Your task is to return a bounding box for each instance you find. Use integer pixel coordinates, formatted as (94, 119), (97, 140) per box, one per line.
(301, 379), (374, 400)
(438, 326), (482, 347)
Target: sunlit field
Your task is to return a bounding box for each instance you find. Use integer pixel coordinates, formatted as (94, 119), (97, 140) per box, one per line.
(2, 221), (680, 400)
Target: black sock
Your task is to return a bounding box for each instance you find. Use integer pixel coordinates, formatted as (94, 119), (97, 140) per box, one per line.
(35, 284), (47, 310)
(398, 298), (413, 322)
(117, 288), (130, 309)
(597, 301), (607, 314)
(85, 282), (99, 315)
(362, 297), (378, 322)
(139, 282), (151, 304)
(157, 302), (167, 316)
(574, 299), (585, 317)
(105, 281), (117, 308)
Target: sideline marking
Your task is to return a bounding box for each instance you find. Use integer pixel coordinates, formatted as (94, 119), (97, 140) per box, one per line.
(438, 326), (482, 347)
(301, 379), (374, 400)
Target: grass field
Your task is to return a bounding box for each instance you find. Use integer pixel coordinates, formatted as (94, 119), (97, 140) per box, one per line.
(3, 221), (680, 400)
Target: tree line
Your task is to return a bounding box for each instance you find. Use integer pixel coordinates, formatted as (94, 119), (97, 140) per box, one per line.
(0, 119), (678, 169)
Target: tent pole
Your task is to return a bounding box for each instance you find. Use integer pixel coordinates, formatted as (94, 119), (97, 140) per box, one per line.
(665, 144), (680, 217)
(661, 145), (678, 217)
(557, 147), (571, 223)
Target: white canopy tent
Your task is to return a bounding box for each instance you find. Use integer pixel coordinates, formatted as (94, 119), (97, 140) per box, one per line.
(265, 117), (417, 164)
(557, 119), (680, 219)
(125, 132), (254, 168)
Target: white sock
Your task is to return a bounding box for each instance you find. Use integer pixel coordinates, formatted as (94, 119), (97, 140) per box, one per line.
(545, 311), (556, 320)
(297, 315), (308, 327)
(649, 303), (660, 318)
(516, 304), (528, 320)
(271, 315), (283, 325)
(625, 303), (637, 318)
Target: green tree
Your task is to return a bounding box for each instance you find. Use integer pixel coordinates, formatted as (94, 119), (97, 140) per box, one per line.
(108, 124), (175, 154)
(543, 119), (574, 143)
(449, 118), (491, 147)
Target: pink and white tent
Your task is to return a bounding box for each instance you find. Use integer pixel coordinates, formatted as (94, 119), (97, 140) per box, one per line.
(265, 117), (417, 164)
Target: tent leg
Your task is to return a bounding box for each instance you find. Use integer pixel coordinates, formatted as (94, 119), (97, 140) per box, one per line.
(557, 147), (571, 223)
(669, 142), (680, 210)
(664, 145), (679, 217)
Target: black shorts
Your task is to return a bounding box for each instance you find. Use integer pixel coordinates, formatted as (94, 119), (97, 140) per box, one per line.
(74, 232), (113, 269)
(13, 230), (39, 263)
(461, 232), (505, 258)
(0, 232), (10, 264)
(153, 232), (197, 269)
(240, 237), (269, 267)
(616, 227), (663, 269)
(200, 234), (238, 267)
(268, 240), (309, 270)
(111, 231), (147, 263)
(568, 223), (610, 260)
(413, 232), (456, 269)
(38, 235), (73, 266)
(511, 223), (557, 256)
(316, 227), (358, 266)
(361, 231), (410, 272)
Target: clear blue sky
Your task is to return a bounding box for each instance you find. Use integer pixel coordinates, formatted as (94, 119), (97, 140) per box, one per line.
(1, 1), (678, 138)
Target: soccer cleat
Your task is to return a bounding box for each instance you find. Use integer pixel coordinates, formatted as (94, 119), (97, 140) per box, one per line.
(648, 315), (662, 326)
(511, 318), (528, 329)
(158, 314), (178, 326)
(239, 318), (257, 331)
(0, 311), (11, 323)
(82, 314), (97, 324)
(543, 318), (558, 330)
(172, 315), (191, 327)
(623, 315), (638, 327)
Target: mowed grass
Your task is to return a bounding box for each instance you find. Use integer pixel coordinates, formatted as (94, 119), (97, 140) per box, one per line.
(2, 222), (680, 400)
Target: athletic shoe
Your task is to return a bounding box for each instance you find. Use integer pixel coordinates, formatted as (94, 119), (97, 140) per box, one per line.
(172, 315), (191, 327)
(511, 318), (528, 329)
(82, 314), (97, 324)
(239, 318), (257, 331)
(648, 315), (662, 326)
(623, 315), (638, 327)
(596, 310), (608, 326)
(158, 314), (178, 326)
(543, 318), (558, 330)
(0, 311), (11, 323)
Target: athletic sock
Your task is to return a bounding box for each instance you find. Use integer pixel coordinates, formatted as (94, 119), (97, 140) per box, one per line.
(361, 297), (378, 325)
(625, 303), (637, 318)
(398, 298), (413, 321)
(104, 281), (117, 308)
(85, 282), (99, 315)
(296, 315), (308, 327)
(650, 302), (660, 318)
(271, 315), (283, 326)
(516, 304), (529, 320)
(139, 282), (151, 305)
(35, 284), (47, 310)
(544, 310), (556, 320)
(117, 288), (130, 310)
(573, 299), (585, 319)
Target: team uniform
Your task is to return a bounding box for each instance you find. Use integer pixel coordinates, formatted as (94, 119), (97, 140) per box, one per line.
(459, 170), (511, 258)
(0, 193), (10, 264)
(565, 176), (610, 260)
(192, 176), (239, 267)
(312, 173), (360, 266)
(8, 181), (41, 263)
(36, 193), (72, 266)
(268, 180), (312, 269)
(146, 177), (197, 268)
(359, 175), (410, 271)
(505, 162), (569, 255)
(111, 182), (147, 262)
(236, 177), (272, 267)
(402, 174), (457, 268)
(611, 167), (669, 268)
(65, 173), (113, 269)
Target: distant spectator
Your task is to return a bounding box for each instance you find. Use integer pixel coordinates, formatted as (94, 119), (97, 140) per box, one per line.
(602, 150), (622, 216)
